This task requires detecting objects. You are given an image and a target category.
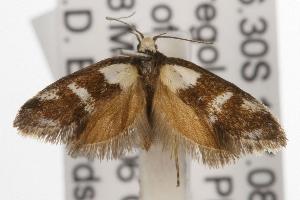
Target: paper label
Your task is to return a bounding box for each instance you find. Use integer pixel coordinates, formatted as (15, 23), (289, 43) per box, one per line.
(57, 0), (283, 199)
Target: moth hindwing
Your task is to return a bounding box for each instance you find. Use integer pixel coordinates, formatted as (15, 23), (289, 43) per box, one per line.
(14, 17), (286, 169)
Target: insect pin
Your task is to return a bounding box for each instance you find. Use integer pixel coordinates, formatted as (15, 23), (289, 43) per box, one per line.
(14, 14), (286, 186)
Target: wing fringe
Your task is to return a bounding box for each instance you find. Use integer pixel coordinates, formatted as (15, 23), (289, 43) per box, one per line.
(67, 112), (152, 160)
(13, 116), (85, 144)
(152, 110), (286, 167)
(226, 133), (287, 155)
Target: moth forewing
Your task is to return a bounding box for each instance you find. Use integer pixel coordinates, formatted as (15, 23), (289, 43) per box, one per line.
(14, 57), (153, 160)
(156, 57), (286, 166)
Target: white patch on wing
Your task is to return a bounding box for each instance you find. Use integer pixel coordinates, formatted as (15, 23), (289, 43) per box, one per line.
(38, 118), (59, 127)
(208, 115), (218, 123)
(67, 82), (95, 113)
(160, 64), (201, 93)
(99, 64), (138, 90)
(208, 92), (233, 123)
(37, 88), (60, 100)
(211, 92), (233, 112)
(241, 99), (263, 112)
(244, 129), (263, 140)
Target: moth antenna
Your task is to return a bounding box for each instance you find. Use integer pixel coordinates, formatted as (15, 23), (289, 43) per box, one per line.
(153, 32), (168, 40)
(106, 12), (144, 42)
(154, 35), (214, 45)
(116, 12), (136, 19)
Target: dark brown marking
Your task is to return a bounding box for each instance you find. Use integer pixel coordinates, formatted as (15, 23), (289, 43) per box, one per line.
(166, 57), (286, 154)
(14, 57), (137, 142)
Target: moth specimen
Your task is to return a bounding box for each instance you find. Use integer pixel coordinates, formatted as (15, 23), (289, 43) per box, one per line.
(14, 16), (286, 183)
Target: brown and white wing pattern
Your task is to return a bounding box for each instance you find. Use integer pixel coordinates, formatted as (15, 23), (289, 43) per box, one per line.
(14, 57), (150, 159)
(153, 57), (286, 167)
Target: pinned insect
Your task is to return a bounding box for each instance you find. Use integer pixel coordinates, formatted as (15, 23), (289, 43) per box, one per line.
(14, 14), (286, 186)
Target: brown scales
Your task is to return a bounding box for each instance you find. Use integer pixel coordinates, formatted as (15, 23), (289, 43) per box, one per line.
(13, 15), (286, 186)
(13, 53), (286, 186)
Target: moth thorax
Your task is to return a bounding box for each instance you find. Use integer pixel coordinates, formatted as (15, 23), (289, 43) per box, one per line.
(138, 37), (157, 53)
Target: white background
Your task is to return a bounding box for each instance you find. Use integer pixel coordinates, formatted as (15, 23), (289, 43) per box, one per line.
(0, 0), (299, 200)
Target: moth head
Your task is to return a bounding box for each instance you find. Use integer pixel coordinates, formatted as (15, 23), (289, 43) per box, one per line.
(137, 36), (158, 54)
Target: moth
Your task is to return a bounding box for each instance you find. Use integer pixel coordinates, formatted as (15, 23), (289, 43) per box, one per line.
(14, 15), (286, 185)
